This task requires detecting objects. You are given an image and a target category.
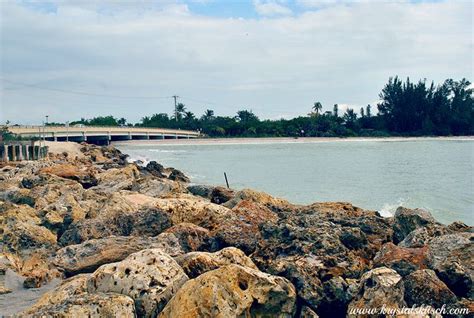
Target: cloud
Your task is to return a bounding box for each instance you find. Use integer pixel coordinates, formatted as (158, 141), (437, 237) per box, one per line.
(0, 1), (472, 124)
(253, 0), (293, 16)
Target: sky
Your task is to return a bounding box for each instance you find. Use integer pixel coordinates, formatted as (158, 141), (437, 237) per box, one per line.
(0, 0), (472, 125)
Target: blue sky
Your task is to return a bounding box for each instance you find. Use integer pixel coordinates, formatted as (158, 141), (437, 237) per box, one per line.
(1, 0), (472, 124)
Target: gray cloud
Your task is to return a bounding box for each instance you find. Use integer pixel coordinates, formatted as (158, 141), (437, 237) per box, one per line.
(1, 1), (472, 124)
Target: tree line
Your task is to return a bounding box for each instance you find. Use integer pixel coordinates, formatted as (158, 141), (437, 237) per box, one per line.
(66, 76), (473, 137)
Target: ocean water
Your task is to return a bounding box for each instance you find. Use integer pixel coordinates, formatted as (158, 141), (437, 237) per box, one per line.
(115, 138), (474, 225)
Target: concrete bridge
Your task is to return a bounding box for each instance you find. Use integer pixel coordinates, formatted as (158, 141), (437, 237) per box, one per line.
(7, 125), (201, 144)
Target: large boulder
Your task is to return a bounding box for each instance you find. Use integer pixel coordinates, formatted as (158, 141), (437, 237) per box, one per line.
(59, 205), (172, 245)
(186, 184), (215, 199)
(210, 186), (235, 204)
(54, 234), (183, 276)
(212, 200), (278, 254)
(432, 238), (473, 298)
(403, 269), (457, 309)
(347, 267), (406, 316)
(399, 222), (472, 248)
(22, 274), (90, 314)
(27, 292), (136, 317)
(373, 242), (430, 276)
(426, 233), (472, 270)
(168, 168), (190, 183)
(175, 247), (258, 278)
(392, 207), (436, 243)
(92, 164), (139, 193)
(164, 223), (217, 252)
(159, 264), (297, 318)
(153, 197), (230, 230)
(223, 188), (292, 210)
(39, 163), (98, 189)
(131, 176), (186, 198)
(87, 248), (188, 317)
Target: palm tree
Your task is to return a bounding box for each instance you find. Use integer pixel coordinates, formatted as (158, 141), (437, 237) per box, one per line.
(175, 103), (186, 121)
(312, 102), (323, 115)
(202, 109), (215, 121)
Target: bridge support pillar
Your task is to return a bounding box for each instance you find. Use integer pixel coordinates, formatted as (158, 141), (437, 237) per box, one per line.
(22, 145), (29, 161)
(53, 133), (58, 142)
(8, 145), (16, 161)
(1, 145), (8, 162)
(15, 145), (22, 161)
(175, 133), (178, 139)
(146, 132), (150, 140)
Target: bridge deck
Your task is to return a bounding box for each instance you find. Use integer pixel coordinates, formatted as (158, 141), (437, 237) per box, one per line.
(7, 125), (201, 143)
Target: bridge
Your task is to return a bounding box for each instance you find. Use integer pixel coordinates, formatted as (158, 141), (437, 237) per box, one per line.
(7, 125), (201, 144)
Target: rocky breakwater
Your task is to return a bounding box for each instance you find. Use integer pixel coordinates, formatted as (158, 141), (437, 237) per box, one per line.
(0, 142), (472, 317)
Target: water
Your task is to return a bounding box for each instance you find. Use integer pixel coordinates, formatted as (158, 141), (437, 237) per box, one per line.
(115, 138), (474, 225)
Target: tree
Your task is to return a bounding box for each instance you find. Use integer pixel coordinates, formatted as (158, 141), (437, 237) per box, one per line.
(360, 107), (365, 118)
(118, 117), (127, 126)
(202, 109), (215, 121)
(174, 103), (187, 122)
(333, 104), (339, 117)
(313, 102), (323, 115)
(343, 108), (358, 131)
(366, 104), (372, 118)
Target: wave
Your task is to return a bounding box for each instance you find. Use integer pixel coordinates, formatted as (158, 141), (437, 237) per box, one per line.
(378, 198), (409, 217)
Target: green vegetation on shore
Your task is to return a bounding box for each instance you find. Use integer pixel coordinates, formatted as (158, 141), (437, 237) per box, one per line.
(68, 77), (473, 137)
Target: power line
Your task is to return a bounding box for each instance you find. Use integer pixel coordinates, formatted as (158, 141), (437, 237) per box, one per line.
(0, 78), (173, 99)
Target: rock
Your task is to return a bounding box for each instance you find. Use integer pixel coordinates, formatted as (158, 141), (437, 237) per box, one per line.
(210, 186), (235, 204)
(392, 206), (436, 243)
(3, 220), (57, 252)
(164, 223), (217, 252)
(153, 197), (230, 230)
(339, 227), (368, 250)
(30, 292), (136, 317)
(144, 161), (165, 177)
(39, 163), (98, 189)
(186, 184), (214, 199)
(317, 276), (356, 317)
(426, 233), (472, 270)
(373, 242), (430, 276)
(87, 248), (188, 317)
(300, 306), (319, 318)
(22, 274), (90, 314)
(168, 168), (190, 183)
(223, 188), (292, 210)
(399, 222), (472, 248)
(159, 264), (296, 318)
(435, 241), (473, 298)
(175, 247), (258, 278)
(54, 235), (184, 276)
(403, 269), (458, 308)
(132, 176), (186, 198)
(92, 164), (139, 193)
(212, 200), (278, 254)
(1, 251), (62, 289)
(347, 267), (406, 316)
(59, 205), (172, 245)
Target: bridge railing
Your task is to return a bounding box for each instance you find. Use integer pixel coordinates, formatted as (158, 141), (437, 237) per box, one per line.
(8, 125), (201, 136)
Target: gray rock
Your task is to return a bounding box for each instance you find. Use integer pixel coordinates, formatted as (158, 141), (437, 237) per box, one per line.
(393, 206), (436, 243)
(348, 267), (406, 316)
(403, 269), (458, 308)
(54, 234), (184, 276)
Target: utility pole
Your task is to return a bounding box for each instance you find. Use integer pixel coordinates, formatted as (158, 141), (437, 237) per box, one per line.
(172, 95), (179, 122)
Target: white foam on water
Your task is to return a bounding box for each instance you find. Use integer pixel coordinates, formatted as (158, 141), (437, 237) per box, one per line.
(379, 198), (408, 217)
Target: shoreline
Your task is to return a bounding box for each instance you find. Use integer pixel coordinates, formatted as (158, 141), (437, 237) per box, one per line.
(112, 135), (474, 146)
(1, 142), (472, 316)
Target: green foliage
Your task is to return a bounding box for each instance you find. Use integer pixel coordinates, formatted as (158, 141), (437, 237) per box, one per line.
(68, 76), (472, 138)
